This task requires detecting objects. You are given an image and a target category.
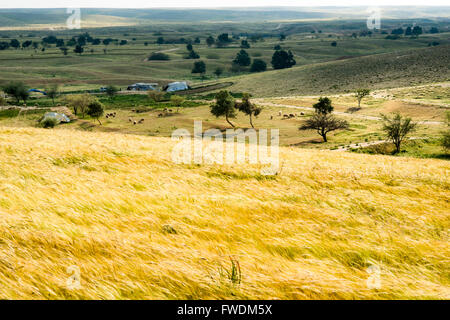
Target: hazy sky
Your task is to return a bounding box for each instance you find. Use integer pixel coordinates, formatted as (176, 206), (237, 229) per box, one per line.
(0, 0), (449, 8)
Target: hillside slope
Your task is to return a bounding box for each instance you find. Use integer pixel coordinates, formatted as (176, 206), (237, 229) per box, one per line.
(231, 45), (450, 97)
(0, 127), (448, 299)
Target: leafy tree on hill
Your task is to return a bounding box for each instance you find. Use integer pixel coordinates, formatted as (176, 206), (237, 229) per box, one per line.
(22, 40), (32, 48)
(381, 113), (417, 154)
(194, 37), (201, 44)
(206, 36), (215, 47)
(233, 49), (251, 67)
(331, 41), (337, 47)
(412, 26), (423, 37)
(87, 101), (105, 125)
(65, 93), (96, 118)
(55, 39), (64, 47)
(191, 61), (206, 75)
(0, 42), (9, 50)
(214, 67), (223, 78)
(300, 97), (348, 142)
(250, 59), (267, 72)
(355, 89), (370, 108)
(430, 27), (439, 34)
(313, 97), (334, 114)
(10, 39), (20, 49)
(156, 37), (164, 45)
(235, 93), (262, 128)
(405, 26), (412, 36)
(210, 90), (237, 128)
(217, 33), (231, 47)
(271, 50), (296, 70)
(186, 50), (200, 59)
(74, 45), (84, 55)
(186, 43), (193, 51)
(60, 47), (68, 55)
(240, 40), (250, 48)
(3, 81), (29, 104)
(391, 28), (404, 35)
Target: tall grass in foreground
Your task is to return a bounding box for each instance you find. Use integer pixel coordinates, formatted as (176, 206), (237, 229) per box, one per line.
(0, 127), (448, 299)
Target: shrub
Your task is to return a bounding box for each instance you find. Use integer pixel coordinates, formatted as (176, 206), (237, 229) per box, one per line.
(250, 59), (267, 72)
(40, 118), (58, 128)
(148, 52), (170, 61)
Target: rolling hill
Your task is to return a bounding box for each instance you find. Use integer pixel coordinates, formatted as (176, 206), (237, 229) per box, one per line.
(231, 45), (450, 97)
(0, 127), (448, 299)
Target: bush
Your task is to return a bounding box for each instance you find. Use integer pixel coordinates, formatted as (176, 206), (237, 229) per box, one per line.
(148, 52), (170, 60)
(250, 59), (267, 72)
(40, 118), (58, 128)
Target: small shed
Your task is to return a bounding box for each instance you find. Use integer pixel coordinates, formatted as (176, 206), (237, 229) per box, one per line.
(164, 81), (189, 92)
(42, 112), (71, 124)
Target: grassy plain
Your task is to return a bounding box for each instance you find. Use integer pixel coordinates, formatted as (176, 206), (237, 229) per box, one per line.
(0, 126), (448, 299)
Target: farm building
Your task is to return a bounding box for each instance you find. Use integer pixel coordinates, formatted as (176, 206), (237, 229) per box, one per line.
(41, 112), (71, 124)
(164, 81), (189, 92)
(127, 83), (159, 91)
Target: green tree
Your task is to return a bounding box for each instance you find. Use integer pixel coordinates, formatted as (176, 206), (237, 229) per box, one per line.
(271, 50), (296, 69)
(74, 45), (84, 55)
(46, 84), (60, 105)
(250, 59), (267, 72)
(210, 90), (237, 128)
(240, 40), (250, 48)
(235, 93), (262, 128)
(355, 89), (370, 108)
(233, 49), (251, 67)
(186, 50), (200, 59)
(300, 113), (349, 142)
(313, 97), (334, 114)
(10, 39), (20, 49)
(381, 113), (417, 154)
(3, 81), (28, 104)
(156, 37), (164, 45)
(65, 93), (96, 117)
(206, 36), (215, 47)
(412, 26), (423, 37)
(405, 26), (412, 36)
(192, 61), (206, 75)
(87, 101), (105, 125)
(214, 67), (223, 78)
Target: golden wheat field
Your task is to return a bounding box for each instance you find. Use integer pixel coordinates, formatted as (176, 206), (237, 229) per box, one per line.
(0, 126), (448, 299)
